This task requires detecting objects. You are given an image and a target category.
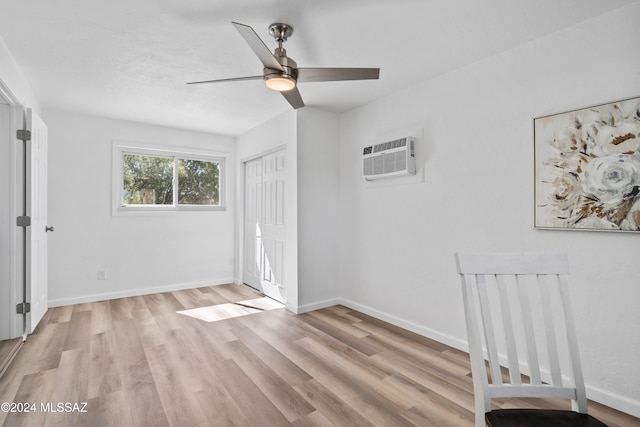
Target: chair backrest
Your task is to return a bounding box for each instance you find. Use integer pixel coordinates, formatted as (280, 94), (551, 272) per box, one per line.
(455, 252), (588, 427)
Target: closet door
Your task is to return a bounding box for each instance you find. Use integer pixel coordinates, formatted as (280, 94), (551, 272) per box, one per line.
(242, 149), (286, 303)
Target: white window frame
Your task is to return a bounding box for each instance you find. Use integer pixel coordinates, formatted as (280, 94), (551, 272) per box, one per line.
(112, 141), (228, 215)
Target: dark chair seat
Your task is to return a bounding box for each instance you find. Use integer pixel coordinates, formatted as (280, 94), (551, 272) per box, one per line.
(486, 409), (608, 427)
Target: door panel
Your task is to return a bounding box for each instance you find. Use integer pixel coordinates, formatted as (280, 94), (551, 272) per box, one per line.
(26, 108), (48, 334)
(243, 158), (262, 290)
(260, 150), (286, 303)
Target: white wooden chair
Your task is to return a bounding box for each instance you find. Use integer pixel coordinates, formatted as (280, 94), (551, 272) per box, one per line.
(455, 253), (607, 427)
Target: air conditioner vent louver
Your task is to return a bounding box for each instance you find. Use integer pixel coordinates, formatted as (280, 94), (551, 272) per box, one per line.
(363, 136), (416, 180)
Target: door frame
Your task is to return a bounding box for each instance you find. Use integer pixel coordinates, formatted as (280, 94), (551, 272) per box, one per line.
(0, 78), (25, 339)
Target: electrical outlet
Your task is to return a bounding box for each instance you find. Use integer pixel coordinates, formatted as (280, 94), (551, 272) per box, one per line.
(97, 269), (106, 280)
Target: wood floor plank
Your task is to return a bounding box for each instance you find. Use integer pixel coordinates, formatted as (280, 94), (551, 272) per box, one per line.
(355, 318), (472, 379)
(63, 310), (92, 351)
(295, 334), (417, 415)
(384, 372), (474, 425)
(0, 338), (21, 377)
(303, 309), (370, 339)
(365, 331), (474, 391)
(195, 381), (251, 427)
(231, 324), (312, 387)
(348, 308), (452, 352)
(293, 379), (377, 427)
(291, 410), (336, 427)
(87, 331), (122, 399)
(46, 348), (90, 427)
(211, 283), (262, 302)
(111, 318), (155, 391)
(226, 339), (315, 421)
(145, 343), (209, 426)
(213, 358), (292, 426)
(371, 349), (475, 412)
(48, 305), (73, 324)
(0, 285), (637, 427)
(291, 338), (416, 426)
(108, 297), (133, 321)
(171, 287), (209, 309)
(21, 321), (68, 375)
(131, 305), (166, 350)
(141, 292), (184, 331)
(296, 324), (392, 380)
(298, 313), (382, 357)
(82, 385), (170, 427)
(4, 368), (57, 427)
(89, 300), (112, 335)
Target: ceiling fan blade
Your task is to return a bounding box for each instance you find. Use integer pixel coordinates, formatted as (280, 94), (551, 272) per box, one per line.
(281, 87), (305, 109)
(296, 68), (380, 83)
(232, 21), (283, 72)
(187, 76), (263, 85)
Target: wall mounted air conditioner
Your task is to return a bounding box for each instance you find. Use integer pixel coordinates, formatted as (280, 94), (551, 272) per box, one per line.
(363, 136), (416, 180)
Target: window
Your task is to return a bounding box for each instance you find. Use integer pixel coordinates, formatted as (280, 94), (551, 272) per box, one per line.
(113, 143), (226, 214)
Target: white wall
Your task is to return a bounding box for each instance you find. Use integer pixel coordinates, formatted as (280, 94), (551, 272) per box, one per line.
(0, 37), (40, 112)
(46, 109), (236, 305)
(235, 110), (299, 311)
(296, 108), (341, 311)
(338, 3), (640, 417)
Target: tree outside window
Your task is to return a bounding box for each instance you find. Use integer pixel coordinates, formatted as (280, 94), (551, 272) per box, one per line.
(120, 150), (223, 210)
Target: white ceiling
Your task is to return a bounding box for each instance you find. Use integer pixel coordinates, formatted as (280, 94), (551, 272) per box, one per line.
(0, 0), (634, 136)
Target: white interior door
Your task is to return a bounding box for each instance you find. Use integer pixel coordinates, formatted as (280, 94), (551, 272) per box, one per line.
(260, 150), (286, 303)
(242, 149), (286, 303)
(25, 108), (48, 334)
(243, 158), (262, 290)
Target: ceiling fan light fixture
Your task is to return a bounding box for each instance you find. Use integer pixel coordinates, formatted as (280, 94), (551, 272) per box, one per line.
(264, 73), (296, 91)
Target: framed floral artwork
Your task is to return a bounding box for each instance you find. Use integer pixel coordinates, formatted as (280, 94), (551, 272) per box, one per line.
(534, 96), (640, 232)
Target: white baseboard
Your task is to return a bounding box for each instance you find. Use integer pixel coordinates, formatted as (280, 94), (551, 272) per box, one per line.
(586, 383), (640, 419)
(337, 298), (468, 352)
(47, 278), (236, 307)
(295, 298), (342, 314)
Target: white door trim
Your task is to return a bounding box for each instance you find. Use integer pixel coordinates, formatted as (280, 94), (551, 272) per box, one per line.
(240, 143), (287, 164)
(0, 78), (24, 339)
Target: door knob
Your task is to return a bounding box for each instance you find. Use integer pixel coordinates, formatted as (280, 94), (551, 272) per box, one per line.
(45, 226), (54, 232)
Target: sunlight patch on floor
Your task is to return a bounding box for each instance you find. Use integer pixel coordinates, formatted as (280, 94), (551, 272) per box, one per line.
(177, 297), (284, 322)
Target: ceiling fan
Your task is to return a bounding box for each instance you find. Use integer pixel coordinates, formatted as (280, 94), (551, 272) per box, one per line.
(187, 22), (380, 109)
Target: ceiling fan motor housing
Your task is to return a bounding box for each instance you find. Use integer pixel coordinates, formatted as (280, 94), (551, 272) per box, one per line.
(263, 49), (298, 92)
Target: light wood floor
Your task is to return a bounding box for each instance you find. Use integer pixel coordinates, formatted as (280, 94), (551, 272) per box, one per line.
(0, 284), (638, 427)
(0, 338), (22, 377)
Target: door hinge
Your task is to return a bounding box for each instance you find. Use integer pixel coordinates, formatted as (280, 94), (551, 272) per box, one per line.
(16, 302), (31, 314)
(16, 216), (31, 227)
(17, 129), (31, 141)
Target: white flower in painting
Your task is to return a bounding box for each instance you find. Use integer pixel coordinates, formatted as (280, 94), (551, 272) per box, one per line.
(583, 153), (640, 205)
(549, 174), (582, 209)
(593, 122), (640, 156)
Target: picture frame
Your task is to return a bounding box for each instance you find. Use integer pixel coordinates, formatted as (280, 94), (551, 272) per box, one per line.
(534, 96), (640, 232)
